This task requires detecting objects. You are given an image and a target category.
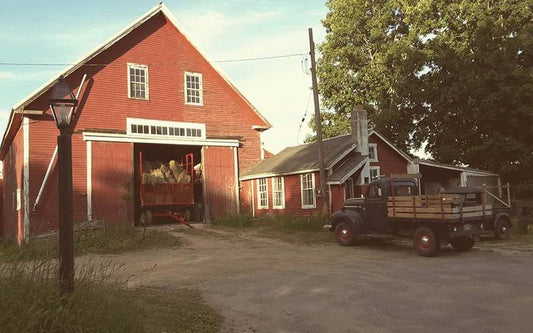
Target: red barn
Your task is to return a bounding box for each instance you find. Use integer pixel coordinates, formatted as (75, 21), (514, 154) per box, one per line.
(0, 4), (270, 241)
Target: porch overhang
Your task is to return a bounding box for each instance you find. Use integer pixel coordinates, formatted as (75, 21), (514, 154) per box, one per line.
(327, 155), (367, 185)
(82, 131), (240, 147)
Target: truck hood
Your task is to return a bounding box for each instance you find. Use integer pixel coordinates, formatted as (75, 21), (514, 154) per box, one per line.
(345, 197), (365, 206)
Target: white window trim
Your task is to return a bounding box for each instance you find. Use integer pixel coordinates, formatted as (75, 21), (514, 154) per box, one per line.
(272, 176), (285, 209)
(369, 143), (378, 162)
(370, 166), (381, 181)
(184, 71), (204, 106)
(300, 173), (316, 209)
(257, 178), (269, 209)
(127, 63), (149, 100)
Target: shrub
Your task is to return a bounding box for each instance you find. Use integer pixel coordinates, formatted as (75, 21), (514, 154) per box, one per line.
(213, 214), (254, 228)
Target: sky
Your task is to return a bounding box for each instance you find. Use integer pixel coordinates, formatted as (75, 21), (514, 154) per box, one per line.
(0, 0), (330, 154)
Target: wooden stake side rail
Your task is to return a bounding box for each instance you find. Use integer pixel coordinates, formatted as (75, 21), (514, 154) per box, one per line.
(387, 195), (492, 220)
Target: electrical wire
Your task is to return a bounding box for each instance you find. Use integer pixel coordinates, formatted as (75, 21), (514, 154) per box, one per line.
(296, 89), (313, 143)
(0, 53), (306, 67)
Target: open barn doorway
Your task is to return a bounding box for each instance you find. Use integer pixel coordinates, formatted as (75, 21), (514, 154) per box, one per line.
(133, 143), (204, 226)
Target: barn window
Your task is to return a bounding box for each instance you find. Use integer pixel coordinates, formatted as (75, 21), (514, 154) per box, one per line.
(257, 178), (268, 209)
(272, 177), (285, 209)
(300, 173), (316, 209)
(185, 72), (203, 105)
(127, 63), (148, 100)
(370, 166), (380, 181)
(369, 143), (378, 162)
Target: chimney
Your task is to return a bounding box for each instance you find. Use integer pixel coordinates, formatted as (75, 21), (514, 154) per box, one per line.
(351, 106), (368, 155)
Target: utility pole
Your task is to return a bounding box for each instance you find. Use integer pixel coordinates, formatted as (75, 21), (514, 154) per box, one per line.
(308, 28), (329, 219)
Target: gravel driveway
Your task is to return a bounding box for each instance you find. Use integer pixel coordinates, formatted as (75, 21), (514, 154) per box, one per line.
(104, 227), (533, 332)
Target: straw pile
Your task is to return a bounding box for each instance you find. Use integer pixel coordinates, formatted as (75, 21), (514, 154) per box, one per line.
(142, 160), (191, 185)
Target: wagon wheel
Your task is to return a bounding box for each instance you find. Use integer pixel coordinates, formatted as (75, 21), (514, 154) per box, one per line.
(413, 226), (439, 257)
(139, 210), (153, 226)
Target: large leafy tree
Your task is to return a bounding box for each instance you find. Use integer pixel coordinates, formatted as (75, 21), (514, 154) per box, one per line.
(316, 0), (533, 196)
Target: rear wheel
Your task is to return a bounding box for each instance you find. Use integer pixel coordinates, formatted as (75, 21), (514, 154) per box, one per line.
(494, 217), (511, 240)
(139, 210), (153, 226)
(450, 236), (475, 252)
(335, 222), (355, 246)
(413, 226), (439, 257)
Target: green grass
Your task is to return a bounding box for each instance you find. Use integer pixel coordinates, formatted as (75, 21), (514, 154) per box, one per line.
(0, 223), (182, 262)
(0, 260), (222, 332)
(212, 214), (333, 244)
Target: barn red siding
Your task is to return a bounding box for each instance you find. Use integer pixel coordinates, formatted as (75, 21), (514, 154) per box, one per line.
(92, 142), (134, 224)
(204, 146), (237, 220)
(369, 134), (408, 176)
(1, 127), (23, 240)
(251, 172), (324, 218)
(330, 185), (345, 213)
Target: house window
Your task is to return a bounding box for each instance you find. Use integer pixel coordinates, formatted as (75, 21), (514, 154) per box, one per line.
(128, 63), (148, 99)
(300, 173), (316, 209)
(185, 72), (203, 105)
(370, 166), (381, 181)
(369, 143), (378, 162)
(257, 178), (268, 209)
(272, 177), (285, 209)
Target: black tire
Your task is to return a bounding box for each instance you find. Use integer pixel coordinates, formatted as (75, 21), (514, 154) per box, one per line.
(413, 226), (439, 257)
(335, 222), (355, 246)
(139, 210), (153, 226)
(494, 217), (511, 240)
(450, 236), (475, 252)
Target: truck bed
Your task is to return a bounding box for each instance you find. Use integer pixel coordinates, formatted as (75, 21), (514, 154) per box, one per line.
(387, 194), (492, 220)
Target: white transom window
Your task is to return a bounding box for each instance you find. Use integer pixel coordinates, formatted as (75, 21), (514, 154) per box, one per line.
(257, 178), (268, 209)
(272, 177), (285, 209)
(128, 63), (148, 100)
(300, 173), (316, 209)
(127, 118), (206, 140)
(185, 72), (203, 106)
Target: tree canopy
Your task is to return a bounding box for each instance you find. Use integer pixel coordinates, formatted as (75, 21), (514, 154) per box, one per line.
(316, 0), (533, 196)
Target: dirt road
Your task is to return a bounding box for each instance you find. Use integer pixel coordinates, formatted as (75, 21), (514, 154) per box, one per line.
(100, 228), (533, 332)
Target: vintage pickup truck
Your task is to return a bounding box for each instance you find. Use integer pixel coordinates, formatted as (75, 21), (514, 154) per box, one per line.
(329, 177), (508, 256)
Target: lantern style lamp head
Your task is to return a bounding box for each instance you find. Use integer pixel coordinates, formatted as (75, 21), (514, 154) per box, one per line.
(49, 75), (78, 129)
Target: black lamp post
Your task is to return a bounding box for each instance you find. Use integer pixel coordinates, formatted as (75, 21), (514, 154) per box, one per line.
(49, 75), (78, 296)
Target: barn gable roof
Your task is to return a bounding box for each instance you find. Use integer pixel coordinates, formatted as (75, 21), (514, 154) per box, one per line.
(241, 134), (357, 180)
(0, 2), (271, 159)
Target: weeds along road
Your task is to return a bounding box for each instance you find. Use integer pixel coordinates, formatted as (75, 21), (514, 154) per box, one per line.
(96, 228), (533, 333)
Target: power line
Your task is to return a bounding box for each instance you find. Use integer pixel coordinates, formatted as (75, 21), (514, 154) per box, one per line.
(0, 53), (306, 67)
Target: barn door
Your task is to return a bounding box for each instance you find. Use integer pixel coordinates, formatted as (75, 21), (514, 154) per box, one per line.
(203, 146), (237, 220)
(91, 142), (134, 224)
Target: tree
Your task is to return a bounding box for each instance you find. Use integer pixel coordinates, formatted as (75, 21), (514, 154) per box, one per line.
(317, 0), (533, 196)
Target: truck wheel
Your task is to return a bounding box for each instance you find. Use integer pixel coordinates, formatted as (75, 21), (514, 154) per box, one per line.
(139, 210), (153, 226)
(494, 217), (511, 240)
(450, 236), (475, 252)
(335, 222), (355, 246)
(413, 226), (439, 257)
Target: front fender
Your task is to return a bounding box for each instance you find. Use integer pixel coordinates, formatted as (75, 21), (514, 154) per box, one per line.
(493, 212), (512, 228)
(330, 209), (363, 231)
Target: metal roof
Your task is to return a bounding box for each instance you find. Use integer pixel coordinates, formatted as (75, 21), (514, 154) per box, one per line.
(241, 134), (356, 180)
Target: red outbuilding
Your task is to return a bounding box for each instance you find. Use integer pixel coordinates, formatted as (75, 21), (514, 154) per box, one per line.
(0, 4), (270, 241)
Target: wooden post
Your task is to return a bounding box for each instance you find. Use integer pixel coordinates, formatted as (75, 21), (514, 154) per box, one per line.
(308, 28), (329, 219)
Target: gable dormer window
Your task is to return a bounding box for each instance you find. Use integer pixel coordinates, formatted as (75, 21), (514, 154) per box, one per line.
(185, 72), (203, 106)
(128, 63), (148, 100)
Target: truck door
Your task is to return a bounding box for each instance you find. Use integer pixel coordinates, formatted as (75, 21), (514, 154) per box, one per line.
(365, 184), (389, 233)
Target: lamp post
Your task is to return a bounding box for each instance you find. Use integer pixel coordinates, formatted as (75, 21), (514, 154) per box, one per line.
(49, 75), (78, 296)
